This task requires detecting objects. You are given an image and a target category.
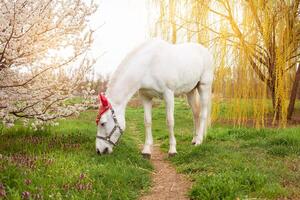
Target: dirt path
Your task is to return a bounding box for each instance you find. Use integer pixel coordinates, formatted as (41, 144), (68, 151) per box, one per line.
(140, 145), (192, 200)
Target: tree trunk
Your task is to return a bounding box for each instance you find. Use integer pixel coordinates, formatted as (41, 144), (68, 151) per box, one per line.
(269, 82), (282, 121)
(268, 81), (277, 115)
(287, 65), (300, 120)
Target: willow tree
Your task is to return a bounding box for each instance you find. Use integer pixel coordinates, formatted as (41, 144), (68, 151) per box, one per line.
(150, 0), (300, 127)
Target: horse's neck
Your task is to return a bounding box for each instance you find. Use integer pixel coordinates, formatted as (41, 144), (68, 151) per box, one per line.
(106, 62), (145, 126)
(107, 74), (141, 108)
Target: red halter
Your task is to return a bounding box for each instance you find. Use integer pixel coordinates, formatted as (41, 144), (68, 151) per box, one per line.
(96, 93), (111, 125)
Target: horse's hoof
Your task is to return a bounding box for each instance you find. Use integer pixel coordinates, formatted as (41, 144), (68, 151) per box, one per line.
(191, 137), (196, 145)
(142, 153), (151, 159)
(194, 142), (202, 146)
(168, 152), (177, 157)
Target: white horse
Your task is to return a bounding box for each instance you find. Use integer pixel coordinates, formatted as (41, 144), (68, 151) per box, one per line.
(95, 39), (214, 157)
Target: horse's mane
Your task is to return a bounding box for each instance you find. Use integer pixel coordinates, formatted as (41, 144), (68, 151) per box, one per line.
(107, 40), (155, 90)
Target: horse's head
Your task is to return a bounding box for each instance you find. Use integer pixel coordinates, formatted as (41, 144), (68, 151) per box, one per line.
(95, 93), (124, 155)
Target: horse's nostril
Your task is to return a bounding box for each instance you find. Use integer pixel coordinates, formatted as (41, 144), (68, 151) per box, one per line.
(96, 149), (101, 155)
(103, 147), (109, 154)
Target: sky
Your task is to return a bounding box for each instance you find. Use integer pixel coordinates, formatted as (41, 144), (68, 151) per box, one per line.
(90, 0), (150, 76)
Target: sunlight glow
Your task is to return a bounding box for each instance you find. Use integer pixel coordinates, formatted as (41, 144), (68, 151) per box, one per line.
(90, 0), (149, 76)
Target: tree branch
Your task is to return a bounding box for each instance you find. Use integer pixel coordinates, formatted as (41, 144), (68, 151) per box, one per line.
(0, 49), (87, 88)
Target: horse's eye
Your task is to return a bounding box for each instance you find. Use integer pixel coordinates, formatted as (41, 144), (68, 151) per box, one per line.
(100, 122), (106, 127)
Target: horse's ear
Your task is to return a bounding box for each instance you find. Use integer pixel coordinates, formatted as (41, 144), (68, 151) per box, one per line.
(99, 93), (109, 107)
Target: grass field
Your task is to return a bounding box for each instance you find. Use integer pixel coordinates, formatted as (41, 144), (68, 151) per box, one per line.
(131, 99), (300, 199)
(0, 111), (152, 200)
(1, 98), (300, 199)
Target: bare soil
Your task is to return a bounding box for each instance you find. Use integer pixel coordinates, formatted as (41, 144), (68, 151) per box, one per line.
(140, 145), (192, 200)
(215, 114), (300, 128)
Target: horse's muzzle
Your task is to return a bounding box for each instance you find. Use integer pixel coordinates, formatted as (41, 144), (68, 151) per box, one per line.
(96, 147), (109, 155)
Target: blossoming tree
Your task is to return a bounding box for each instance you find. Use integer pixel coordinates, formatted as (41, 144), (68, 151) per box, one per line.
(0, 0), (97, 128)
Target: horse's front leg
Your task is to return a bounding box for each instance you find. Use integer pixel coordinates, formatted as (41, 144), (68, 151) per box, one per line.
(141, 96), (153, 158)
(164, 90), (177, 156)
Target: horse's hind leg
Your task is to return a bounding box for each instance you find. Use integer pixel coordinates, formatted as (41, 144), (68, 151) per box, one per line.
(164, 89), (177, 156)
(195, 82), (212, 145)
(141, 94), (153, 158)
(187, 88), (200, 144)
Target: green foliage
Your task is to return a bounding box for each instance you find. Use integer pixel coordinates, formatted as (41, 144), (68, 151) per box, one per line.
(0, 110), (152, 200)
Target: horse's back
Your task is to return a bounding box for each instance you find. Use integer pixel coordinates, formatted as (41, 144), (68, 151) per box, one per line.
(141, 39), (213, 94)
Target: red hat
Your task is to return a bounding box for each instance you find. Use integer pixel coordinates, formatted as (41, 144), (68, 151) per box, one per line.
(96, 93), (111, 125)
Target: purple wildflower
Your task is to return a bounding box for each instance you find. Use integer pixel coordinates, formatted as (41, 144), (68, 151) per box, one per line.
(24, 179), (32, 185)
(79, 173), (85, 179)
(22, 191), (30, 199)
(0, 183), (6, 197)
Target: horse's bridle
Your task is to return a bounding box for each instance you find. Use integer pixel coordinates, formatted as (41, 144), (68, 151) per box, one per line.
(96, 107), (124, 146)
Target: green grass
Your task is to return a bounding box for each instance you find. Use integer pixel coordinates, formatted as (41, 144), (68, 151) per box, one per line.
(0, 110), (152, 200)
(127, 98), (300, 200)
(1, 98), (300, 199)
(172, 127), (300, 200)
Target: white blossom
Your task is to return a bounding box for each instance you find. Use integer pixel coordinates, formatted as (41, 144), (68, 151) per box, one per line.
(0, 0), (98, 128)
